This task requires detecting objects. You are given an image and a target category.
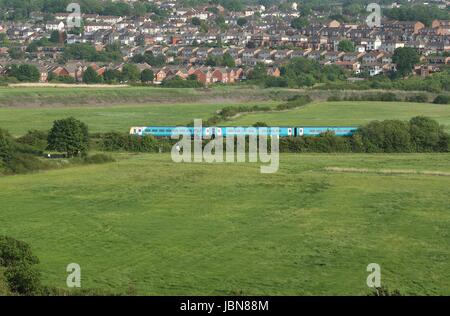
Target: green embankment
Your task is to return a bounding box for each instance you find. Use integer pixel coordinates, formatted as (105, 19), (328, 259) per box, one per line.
(0, 153), (449, 295)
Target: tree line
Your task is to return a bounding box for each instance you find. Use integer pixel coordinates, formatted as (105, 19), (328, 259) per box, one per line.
(0, 0), (166, 21)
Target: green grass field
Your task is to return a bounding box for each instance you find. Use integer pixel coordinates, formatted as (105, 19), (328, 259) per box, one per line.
(0, 153), (449, 295)
(1, 100), (450, 136)
(0, 86), (296, 108)
(224, 101), (450, 131)
(0, 101), (278, 136)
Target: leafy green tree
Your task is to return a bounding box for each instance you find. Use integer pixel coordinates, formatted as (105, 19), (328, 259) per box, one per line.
(393, 47), (420, 78)
(248, 62), (267, 80)
(140, 69), (154, 83)
(290, 17), (309, 29)
(47, 117), (89, 157)
(63, 43), (97, 61)
(0, 129), (14, 167)
(131, 51), (165, 67)
(409, 116), (443, 152)
(103, 69), (121, 83)
(0, 33), (9, 46)
(237, 17), (247, 27)
(121, 64), (140, 82)
(82, 66), (102, 84)
(4, 264), (42, 295)
(220, 0), (244, 12)
(10, 64), (40, 82)
(216, 15), (226, 26)
(205, 56), (220, 66)
(49, 30), (61, 43)
(221, 52), (235, 67)
(253, 122), (268, 127)
(191, 17), (201, 26)
(0, 236), (39, 267)
(338, 39), (354, 52)
(199, 22), (209, 33)
(26, 41), (39, 53)
(355, 120), (412, 153)
(433, 95), (450, 104)
(8, 47), (25, 60)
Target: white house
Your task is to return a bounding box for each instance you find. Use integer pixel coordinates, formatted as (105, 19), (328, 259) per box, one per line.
(85, 23), (112, 33)
(367, 37), (382, 51)
(46, 21), (65, 31)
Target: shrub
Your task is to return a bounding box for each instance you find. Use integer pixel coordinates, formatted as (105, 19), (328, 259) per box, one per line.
(354, 120), (413, 153)
(161, 76), (203, 88)
(409, 116), (445, 152)
(16, 130), (48, 152)
(264, 76), (288, 87)
(83, 153), (115, 164)
(4, 153), (50, 174)
(276, 95), (312, 110)
(406, 94), (428, 103)
(47, 117), (89, 157)
(279, 134), (352, 153)
(433, 94), (450, 104)
(368, 286), (403, 296)
(0, 236), (39, 267)
(100, 132), (128, 151)
(101, 132), (173, 153)
(253, 122), (268, 127)
(0, 129), (14, 165)
(4, 264), (42, 295)
(327, 95), (342, 101)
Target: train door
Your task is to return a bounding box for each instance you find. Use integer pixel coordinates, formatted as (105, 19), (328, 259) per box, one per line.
(211, 127), (222, 139)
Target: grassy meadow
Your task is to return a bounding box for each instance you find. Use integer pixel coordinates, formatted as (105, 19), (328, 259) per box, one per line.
(1, 86), (449, 295)
(1, 100), (450, 136)
(224, 101), (450, 131)
(0, 153), (449, 295)
(0, 101), (279, 136)
(0, 85), (296, 108)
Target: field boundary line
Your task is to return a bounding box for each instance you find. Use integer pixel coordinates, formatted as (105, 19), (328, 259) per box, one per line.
(324, 167), (450, 177)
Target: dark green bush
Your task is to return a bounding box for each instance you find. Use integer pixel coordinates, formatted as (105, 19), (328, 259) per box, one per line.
(368, 286), (403, 296)
(327, 95), (342, 101)
(433, 94), (450, 104)
(252, 122), (268, 127)
(279, 133), (352, 153)
(344, 92), (399, 102)
(0, 129), (14, 166)
(0, 236), (39, 267)
(264, 76), (288, 87)
(161, 76), (203, 88)
(4, 263), (42, 295)
(16, 130), (48, 152)
(47, 117), (89, 157)
(406, 94), (428, 103)
(101, 133), (173, 153)
(276, 95), (312, 110)
(354, 120), (413, 153)
(409, 116), (447, 152)
(6, 153), (51, 174)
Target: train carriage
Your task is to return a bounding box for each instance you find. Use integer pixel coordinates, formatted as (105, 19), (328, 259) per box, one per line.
(130, 126), (358, 138)
(295, 127), (358, 137)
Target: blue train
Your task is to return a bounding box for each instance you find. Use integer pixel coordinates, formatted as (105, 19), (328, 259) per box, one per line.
(129, 126), (358, 137)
